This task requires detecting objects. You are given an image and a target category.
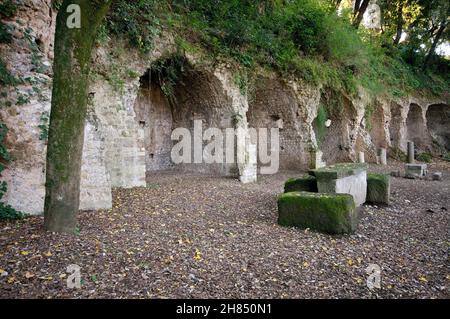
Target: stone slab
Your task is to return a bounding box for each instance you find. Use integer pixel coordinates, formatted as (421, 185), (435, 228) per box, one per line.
(405, 163), (427, 178)
(311, 163), (368, 207)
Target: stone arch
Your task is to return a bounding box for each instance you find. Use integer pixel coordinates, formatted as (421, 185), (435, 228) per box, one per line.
(369, 102), (388, 149)
(247, 78), (306, 169)
(389, 102), (403, 150)
(426, 104), (450, 153)
(315, 92), (356, 164)
(134, 56), (237, 176)
(406, 103), (427, 151)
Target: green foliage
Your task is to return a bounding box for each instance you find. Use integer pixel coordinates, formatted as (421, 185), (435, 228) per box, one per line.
(0, 124), (10, 164)
(105, 0), (448, 98)
(107, 0), (164, 53)
(364, 102), (375, 131)
(0, 0), (17, 18)
(23, 27), (47, 74)
(51, 0), (63, 11)
(38, 112), (50, 141)
(443, 152), (450, 162)
(231, 112), (243, 127)
(417, 152), (432, 163)
(233, 70), (250, 96)
(150, 53), (186, 100)
(0, 0), (16, 45)
(0, 22), (13, 43)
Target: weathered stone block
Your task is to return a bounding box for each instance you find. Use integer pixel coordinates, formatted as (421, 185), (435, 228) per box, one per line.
(309, 150), (326, 169)
(366, 173), (390, 205)
(405, 163), (427, 179)
(284, 175), (318, 193)
(432, 172), (442, 181)
(278, 192), (358, 234)
(390, 170), (401, 177)
(310, 163), (368, 206)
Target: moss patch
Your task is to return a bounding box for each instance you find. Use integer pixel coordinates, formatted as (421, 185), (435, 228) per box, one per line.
(278, 191), (357, 234)
(284, 175), (318, 193)
(311, 163), (367, 180)
(366, 173), (390, 205)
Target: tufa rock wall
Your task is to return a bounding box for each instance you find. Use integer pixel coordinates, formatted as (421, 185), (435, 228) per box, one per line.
(0, 0), (448, 215)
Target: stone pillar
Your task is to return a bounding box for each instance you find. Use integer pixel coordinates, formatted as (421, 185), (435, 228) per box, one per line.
(310, 150), (326, 169)
(358, 152), (365, 163)
(407, 141), (414, 163)
(239, 143), (257, 184)
(379, 148), (387, 166)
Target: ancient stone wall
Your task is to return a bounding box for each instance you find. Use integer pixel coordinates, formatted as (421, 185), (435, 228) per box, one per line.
(0, 0), (448, 215)
(426, 104), (450, 152)
(0, 0), (55, 214)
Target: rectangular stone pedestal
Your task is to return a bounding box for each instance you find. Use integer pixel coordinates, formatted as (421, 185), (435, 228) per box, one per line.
(278, 192), (357, 234)
(405, 163), (427, 179)
(311, 163), (368, 207)
(309, 150), (326, 169)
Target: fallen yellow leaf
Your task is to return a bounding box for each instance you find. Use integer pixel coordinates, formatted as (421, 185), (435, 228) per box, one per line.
(20, 251), (30, 256)
(7, 276), (15, 284)
(43, 251), (52, 257)
(38, 276), (53, 281)
(303, 261), (310, 268)
(347, 258), (354, 266)
(164, 256), (174, 264)
(419, 276), (428, 283)
(194, 249), (202, 261)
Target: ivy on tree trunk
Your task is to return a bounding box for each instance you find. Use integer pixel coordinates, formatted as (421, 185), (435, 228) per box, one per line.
(44, 0), (111, 233)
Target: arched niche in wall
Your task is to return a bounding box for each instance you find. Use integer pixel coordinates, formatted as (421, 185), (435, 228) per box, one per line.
(426, 104), (450, 153)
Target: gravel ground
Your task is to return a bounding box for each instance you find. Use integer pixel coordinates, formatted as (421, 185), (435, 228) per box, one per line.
(0, 161), (449, 299)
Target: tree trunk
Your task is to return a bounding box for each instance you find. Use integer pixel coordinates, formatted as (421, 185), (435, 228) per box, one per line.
(352, 0), (370, 28)
(393, 3), (403, 45)
(423, 20), (447, 70)
(44, 0), (111, 233)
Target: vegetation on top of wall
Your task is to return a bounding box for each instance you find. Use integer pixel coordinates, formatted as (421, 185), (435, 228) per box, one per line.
(104, 0), (449, 101)
(417, 152), (433, 163)
(149, 52), (187, 101)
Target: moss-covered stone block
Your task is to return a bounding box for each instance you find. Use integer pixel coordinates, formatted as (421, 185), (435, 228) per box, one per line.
(284, 175), (318, 193)
(366, 173), (390, 205)
(310, 163), (368, 180)
(309, 163), (368, 207)
(278, 191), (358, 234)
